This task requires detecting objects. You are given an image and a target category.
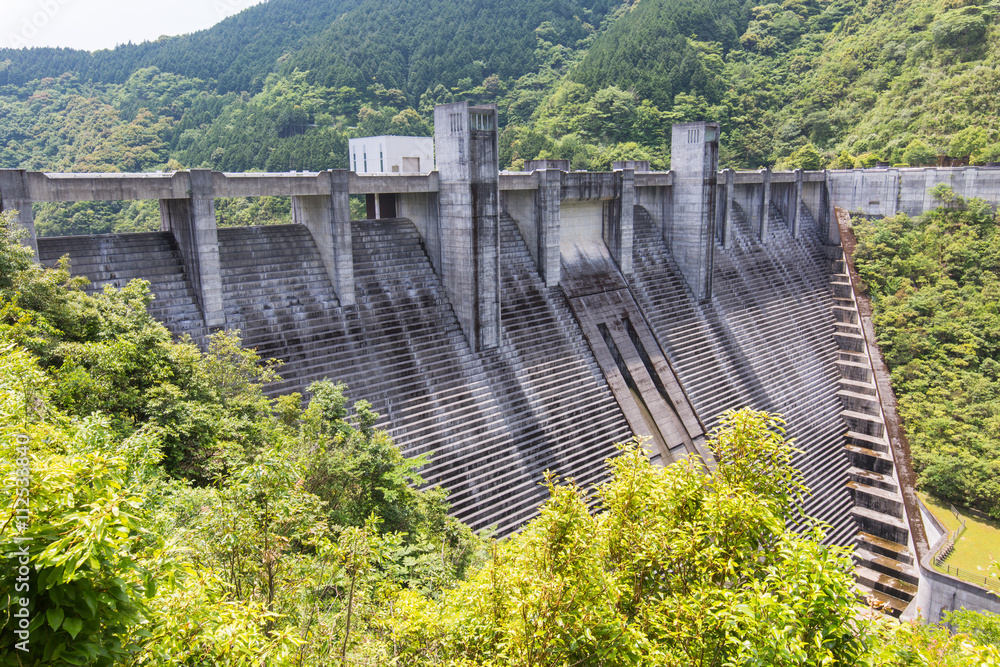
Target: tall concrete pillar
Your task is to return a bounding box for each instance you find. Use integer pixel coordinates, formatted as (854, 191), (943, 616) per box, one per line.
(292, 170), (355, 306)
(535, 168), (562, 287)
(434, 101), (501, 351)
(606, 167), (634, 278)
(759, 167), (772, 241)
(668, 122), (719, 302)
(0, 169), (38, 258)
(159, 169), (226, 329)
(791, 169), (803, 238)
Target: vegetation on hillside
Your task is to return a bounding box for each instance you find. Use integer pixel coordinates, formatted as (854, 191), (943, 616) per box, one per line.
(0, 0), (360, 93)
(2, 212), (1000, 663)
(1, 0), (996, 185)
(853, 190), (1000, 519)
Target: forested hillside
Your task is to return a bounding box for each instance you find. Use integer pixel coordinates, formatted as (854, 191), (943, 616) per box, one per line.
(853, 191), (1000, 520)
(0, 0), (359, 92)
(2, 0), (998, 182)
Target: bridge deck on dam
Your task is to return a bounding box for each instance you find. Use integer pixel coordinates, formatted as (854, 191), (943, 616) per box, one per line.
(630, 204), (856, 546)
(37, 218), (632, 535)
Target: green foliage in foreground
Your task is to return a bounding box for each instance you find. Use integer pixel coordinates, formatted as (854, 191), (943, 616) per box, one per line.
(392, 413), (1000, 666)
(393, 411), (866, 665)
(2, 211), (1000, 664)
(852, 192), (1000, 519)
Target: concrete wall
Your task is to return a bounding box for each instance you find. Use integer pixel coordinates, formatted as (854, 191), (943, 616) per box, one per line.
(349, 135), (434, 174)
(560, 200), (604, 253)
(502, 189), (539, 265)
(398, 192), (442, 274)
(801, 180), (826, 232)
(732, 182), (761, 235)
(916, 556), (1000, 622)
(771, 180), (797, 232)
(828, 167), (1000, 218)
(636, 186), (670, 242)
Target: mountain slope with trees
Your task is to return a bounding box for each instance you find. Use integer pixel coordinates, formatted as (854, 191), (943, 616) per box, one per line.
(0, 0), (359, 92)
(853, 191), (1000, 519)
(3, 0), (998, 176)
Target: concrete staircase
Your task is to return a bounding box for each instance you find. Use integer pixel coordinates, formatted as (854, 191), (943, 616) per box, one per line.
(630, 203), (857, 547)
(218, 225), (342, 359)
(36, 232), (208, 343)
(215, 218), (630, 535)
(829, 245), (917, 617)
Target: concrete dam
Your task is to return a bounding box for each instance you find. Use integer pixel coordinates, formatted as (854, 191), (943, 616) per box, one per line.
(6, 102), (1000, 620)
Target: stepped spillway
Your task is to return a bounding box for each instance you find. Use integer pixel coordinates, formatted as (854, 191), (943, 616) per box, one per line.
(630, 204), (856, 546)
(36, 232), (208, 343)
(40, 220), (632, 535)
(35, 208), (855, 544)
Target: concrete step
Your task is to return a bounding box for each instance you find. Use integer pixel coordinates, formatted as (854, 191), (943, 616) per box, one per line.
(630, 204), (858, 547)
(856, 531), (914, 566)
(851, 506), (909, 546)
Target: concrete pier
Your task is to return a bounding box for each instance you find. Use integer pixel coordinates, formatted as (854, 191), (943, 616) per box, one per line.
(434, 101), (502, 351)
(667, 122), (719, 301)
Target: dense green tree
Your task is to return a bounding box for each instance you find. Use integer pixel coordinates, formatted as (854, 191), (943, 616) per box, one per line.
(777, 142), (823, 170)
(901, 139), (938, 166)
(391, 411), (859, 665)
(852, 192), (1000, 518)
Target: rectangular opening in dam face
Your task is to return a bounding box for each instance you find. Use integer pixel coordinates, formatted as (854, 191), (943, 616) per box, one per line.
(216, 196), (294, 227)
(32, 199), (163, 237)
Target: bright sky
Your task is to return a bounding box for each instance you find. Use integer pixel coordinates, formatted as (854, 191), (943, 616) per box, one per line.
(1, 0), (268, 51)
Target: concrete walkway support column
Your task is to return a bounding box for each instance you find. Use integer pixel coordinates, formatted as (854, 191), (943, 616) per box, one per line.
(759, 167), (772, 241)
(791, 169), (803, 238)
(719, 168), (734, 247)
(159, 169), (226, 329)
(434, 101), (501, 352)
(0, 169), (38, 258)
(606, 167), (634, 278)
(292, 169), (356, 306)
(669, 122), (720, 302)
(536, 168), (563, 287)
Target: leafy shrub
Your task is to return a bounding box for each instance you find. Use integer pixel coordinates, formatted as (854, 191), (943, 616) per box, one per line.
(931, 9), (988, 50)
(902, 139), (938, 166)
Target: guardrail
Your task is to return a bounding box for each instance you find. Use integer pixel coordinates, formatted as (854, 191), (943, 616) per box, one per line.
(937, 561), (999, 591)
(932, 503), (967, 566)
(930, 503), (999, 591)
